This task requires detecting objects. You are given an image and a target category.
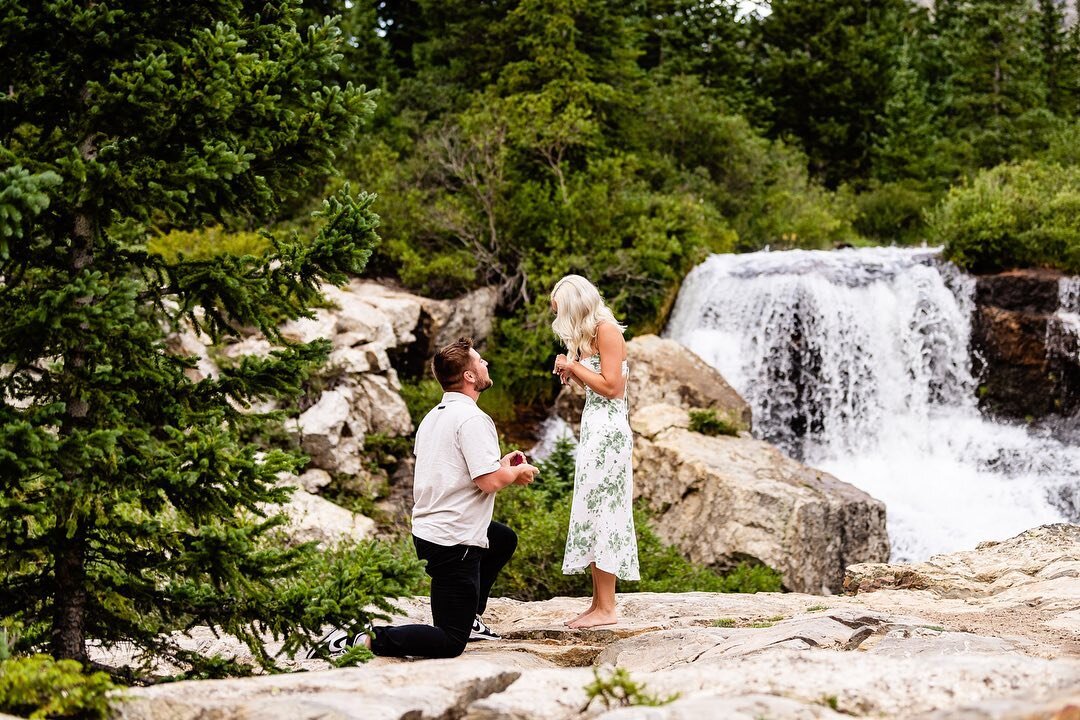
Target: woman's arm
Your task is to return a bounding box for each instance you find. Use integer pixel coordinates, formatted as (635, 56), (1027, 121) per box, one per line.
(559, 323), (627, 399)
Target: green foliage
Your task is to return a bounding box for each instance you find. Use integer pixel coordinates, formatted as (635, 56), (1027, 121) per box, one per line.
(583, 666), (679, 710)
(935, 0), (1053, 167)
(398, 378), (446, 426)
(931, 161), (1080, 273)
(853, 180), (936, 245)
(149, 226), (272, 262)
(637, 0), (755, 109)
(687, 408), (740, 437)
(331, 643), (375, 668)
(711, 618), (736, 627)
(870, 41), (942, 184)
(623, 75), (856, 252)
(0, 0), (412, 674)
(492, 438), (783, 600)
(533, 437), (578, 500)
(272, 539), (427, 662)
(390, 241), (478, 299)
(755, 0), (915, 186)
(167, 652), (256, 681)
(0, 165), (61, 259)
(0, 655), (118, 720)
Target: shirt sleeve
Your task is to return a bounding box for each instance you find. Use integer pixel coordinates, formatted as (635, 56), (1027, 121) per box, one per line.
(458, 414), (502, 480)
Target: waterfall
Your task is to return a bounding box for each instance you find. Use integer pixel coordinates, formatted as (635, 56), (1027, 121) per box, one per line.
(665, 247), (1079, 561)
(1048, 276), (1080, 361)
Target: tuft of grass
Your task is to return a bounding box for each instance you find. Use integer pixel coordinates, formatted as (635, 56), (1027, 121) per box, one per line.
(821, 695), (840, 711)
(688, 408), (740, 437)
(712, 618), (737, 627)
(806, 604), (828, 612)
(582, 667), (679, 711)
(748, 621), (774, 628)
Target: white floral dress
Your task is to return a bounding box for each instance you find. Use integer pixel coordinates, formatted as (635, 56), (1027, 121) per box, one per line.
(562, 353), (640, 580)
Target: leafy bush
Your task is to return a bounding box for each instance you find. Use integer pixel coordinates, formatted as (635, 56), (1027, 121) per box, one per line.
(853, 179), (936, 244)
(687, 408), (740, 437)
(148, 225), (271, 262)
(491, 438), (783, 600)
(931, 161), (1080, 273)
(0, 655), (118, 720)
(623, 75), (859, 252)
(385, 239), (478, 299)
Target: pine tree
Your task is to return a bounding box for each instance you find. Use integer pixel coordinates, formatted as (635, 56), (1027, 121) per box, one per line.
(634, 0), (755, 110)
(1034, 0), (1080, 116)
(936, 0), (1050, 165)
(872, 41), (940, 182)
(754, 0), (913, 187)
(0, 1), (421, 670)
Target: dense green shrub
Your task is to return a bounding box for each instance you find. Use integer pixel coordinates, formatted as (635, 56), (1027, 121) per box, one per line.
(0, 655), (118, 720)
(491, 439), (783, 600)
(624, 76), (859, 252)
(931, 161), (1080, 273)
(853, 180), (936, 245)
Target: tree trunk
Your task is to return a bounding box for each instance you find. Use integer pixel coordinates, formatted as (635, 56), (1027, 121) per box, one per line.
(51, 130), (98, 662)
(51, 533), (88, 663)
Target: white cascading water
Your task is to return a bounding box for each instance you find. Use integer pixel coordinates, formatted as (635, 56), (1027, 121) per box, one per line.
(665, 247), (1080, 561)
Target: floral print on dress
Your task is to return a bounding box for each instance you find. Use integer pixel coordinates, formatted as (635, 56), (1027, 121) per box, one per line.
(562, 353), (640, 580)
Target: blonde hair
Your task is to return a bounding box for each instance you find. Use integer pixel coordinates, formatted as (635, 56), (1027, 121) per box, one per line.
(550, 275), (625, 360)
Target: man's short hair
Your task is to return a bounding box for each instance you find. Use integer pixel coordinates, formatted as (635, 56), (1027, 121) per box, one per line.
(432, 337), (475, 390)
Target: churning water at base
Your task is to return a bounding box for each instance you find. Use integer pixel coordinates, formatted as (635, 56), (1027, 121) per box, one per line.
(665, 247), (1080, 561)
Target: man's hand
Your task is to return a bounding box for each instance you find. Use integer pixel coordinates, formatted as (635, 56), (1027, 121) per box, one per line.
(513, 463), (539, 485)
(501, 450), (526, 466)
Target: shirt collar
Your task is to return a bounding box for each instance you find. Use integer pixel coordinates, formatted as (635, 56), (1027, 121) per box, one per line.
(441, 391), (476, 405)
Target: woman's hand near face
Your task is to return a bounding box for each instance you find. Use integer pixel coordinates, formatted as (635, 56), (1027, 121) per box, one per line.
(553, 354), (576, 386)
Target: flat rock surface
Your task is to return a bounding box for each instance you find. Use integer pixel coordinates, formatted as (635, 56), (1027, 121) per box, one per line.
(108, 525), (1079, 720)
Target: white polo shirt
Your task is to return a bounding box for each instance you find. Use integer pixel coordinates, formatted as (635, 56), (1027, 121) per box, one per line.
(411, 392), (502, 548)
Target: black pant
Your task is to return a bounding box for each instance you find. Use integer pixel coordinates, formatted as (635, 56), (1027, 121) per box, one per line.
(370, 521), (517, 658)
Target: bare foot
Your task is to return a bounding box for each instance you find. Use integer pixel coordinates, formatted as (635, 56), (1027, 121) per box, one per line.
(564, 605), (597, 626)
(568, 610), (617, 629)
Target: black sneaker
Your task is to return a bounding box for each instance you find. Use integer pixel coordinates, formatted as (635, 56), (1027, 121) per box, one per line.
(469, 615), (500, 641)
(305, 624), (371, 659)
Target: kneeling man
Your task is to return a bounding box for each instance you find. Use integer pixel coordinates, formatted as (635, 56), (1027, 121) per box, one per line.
(311, 337), (538, 659)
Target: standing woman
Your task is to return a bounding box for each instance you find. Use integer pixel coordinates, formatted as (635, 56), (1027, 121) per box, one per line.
(550, 275), (640, 629)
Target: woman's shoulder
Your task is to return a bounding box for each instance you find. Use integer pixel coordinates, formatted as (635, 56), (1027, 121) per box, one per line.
(595, 321), (625, 338)
(593, 321), (626, 357)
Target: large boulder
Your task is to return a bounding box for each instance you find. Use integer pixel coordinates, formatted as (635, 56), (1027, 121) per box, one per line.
(556, 334), (751, 430)
(347, 280), (499, 377)
(632, 404), (889, 594)
(844, 523), (1080, 601)
(275, 479), (376, 546)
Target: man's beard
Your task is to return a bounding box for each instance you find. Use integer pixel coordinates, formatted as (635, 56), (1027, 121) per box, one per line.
(475, 376), (493, 392)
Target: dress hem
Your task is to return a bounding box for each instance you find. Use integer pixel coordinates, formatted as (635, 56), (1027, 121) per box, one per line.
(562, 560), (641, 582)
